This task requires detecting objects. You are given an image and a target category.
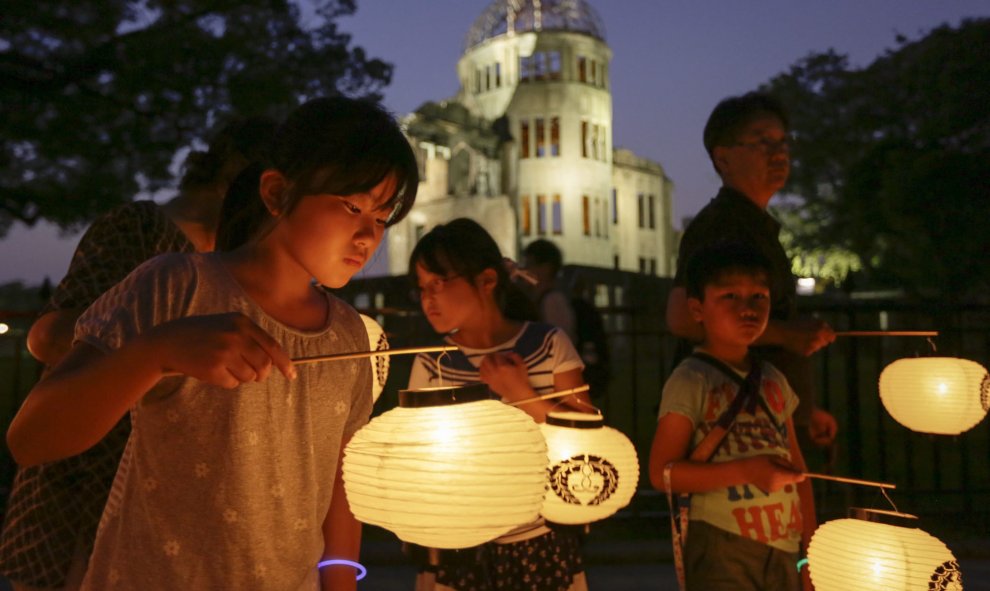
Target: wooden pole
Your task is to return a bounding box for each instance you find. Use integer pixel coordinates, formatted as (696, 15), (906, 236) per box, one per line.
(834, 331), (938, 337)
(804, 472), (896, 490)
(292, 345), (458, 364)
(509, 385), (592, 407)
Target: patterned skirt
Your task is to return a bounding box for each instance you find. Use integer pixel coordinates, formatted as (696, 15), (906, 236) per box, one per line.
(413, 527), (586, 591)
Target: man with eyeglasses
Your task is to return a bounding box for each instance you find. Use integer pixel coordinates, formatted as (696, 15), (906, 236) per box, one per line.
(665, 91), (838, 450)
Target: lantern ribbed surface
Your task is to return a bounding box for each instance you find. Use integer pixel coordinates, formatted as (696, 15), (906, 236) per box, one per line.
(539, 412), (639, 525)
(808, 518), (962, 590)
(879, 357), (989, 435)
(342, 395), (548, 549)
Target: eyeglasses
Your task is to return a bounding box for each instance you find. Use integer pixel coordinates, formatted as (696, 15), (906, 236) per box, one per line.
(733, 136), (792, 155)
(410, 274), (461, 302)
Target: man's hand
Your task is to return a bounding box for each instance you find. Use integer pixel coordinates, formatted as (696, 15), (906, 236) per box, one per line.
(781, 317), (835, 356)
(807, 407), (838, 447)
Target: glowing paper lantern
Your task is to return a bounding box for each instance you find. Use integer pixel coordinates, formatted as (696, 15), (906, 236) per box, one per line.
(879, 357), (989, 435)
(539, 411), (639, 525)
(342, 384), (548, 549)
(359, 314), (389, 403)
(807, 511), (962, 591)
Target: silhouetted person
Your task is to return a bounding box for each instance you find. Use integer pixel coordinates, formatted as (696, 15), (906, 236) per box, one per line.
(665, 92), (838, 453)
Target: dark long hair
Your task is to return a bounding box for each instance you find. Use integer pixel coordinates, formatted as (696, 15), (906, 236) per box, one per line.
(409, 218), (538, 322)
(215, 96), (419, 250)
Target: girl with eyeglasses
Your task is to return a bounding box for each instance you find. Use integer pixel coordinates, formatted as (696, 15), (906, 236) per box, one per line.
(406, 217), (591, 591)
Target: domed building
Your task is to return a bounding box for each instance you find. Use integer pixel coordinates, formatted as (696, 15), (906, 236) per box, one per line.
(387, 0), (674, 276)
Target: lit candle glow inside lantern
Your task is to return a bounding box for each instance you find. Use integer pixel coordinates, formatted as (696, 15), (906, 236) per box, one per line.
(879, 357), (989, 435)
(539, 411), (639, 525)
(342, 384), (549, 549)
(807, 511), (962, 591)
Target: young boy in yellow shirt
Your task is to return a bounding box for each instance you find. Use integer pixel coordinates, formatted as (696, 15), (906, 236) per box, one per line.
(650, 241), (816, 591)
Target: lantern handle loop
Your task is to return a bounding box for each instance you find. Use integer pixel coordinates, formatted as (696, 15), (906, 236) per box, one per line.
(880, 486), (901, 514)
(434, 348), (453, 387)
(926, 336), (938, 353)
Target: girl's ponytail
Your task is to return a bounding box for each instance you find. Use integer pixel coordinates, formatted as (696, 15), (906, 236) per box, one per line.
(215, 162), (268, 251)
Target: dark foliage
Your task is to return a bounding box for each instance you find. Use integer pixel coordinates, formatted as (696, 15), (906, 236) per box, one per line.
(761, 18), (990, 299)
(1, 0), (392, 235)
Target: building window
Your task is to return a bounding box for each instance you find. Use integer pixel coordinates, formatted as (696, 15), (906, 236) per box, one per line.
(521, 120), (530, 159)
(590, 60), (597, 86)
(611, 188), (618, 224)
(581, 120), (589, 158)
(474, 69), (482, 93)
(548, 51), (561, 80)
(552, 194), (562, 235)
(590, 124), (599, 160)
(521, 195), (531, 235)
(550, 117), (560, 157)
(600, 63), (607, 88)
(602, 198), (609, 238)
(520, 55), (531, 83)
(582, 195), (590, 236)
(537, 194), (547, 235)
(594, 198), (601, 237)
(533, 52), (546, 81)
(613, 254), (620, 269)
(648, 194), (656, 229)
(637, 193), (644, 228)
(495, 62), (502, 87)
(639, 257), (647, 274)
(535, 117), (546, 158)
(577, 56), (587, 83)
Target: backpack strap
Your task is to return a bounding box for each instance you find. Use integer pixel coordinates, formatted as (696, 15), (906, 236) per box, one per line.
(687, 351), (766, 461)
(690, 351), (783, 439)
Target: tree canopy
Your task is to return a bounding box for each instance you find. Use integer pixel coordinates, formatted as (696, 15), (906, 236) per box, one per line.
(1, 0), (392, 236)
(762, 18), (990, 299)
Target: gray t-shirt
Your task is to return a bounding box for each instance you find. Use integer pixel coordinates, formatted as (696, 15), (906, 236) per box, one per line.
(75, 252), (372, 590)
(659, 356), (801, 553)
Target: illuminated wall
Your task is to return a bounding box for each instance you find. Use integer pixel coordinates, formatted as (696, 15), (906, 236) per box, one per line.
(387, 0), (673, 276)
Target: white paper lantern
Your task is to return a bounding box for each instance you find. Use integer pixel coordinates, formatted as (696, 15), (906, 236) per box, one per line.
(879, 357), (989, 435)
(808, 511), (962, 591)
(342, 384), (548, 549)
(539, 411), (639, 525)
(358, 314), (389, 403)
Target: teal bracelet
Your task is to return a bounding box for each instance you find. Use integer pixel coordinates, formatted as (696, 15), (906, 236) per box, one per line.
(796, 557), (809, 573)
(317, 559), (367, 581)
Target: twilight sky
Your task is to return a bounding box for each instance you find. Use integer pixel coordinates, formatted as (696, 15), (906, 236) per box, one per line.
(1, 0), (985, 286)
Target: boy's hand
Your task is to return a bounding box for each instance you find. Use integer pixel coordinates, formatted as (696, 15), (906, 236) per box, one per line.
(744, 455), (806, 493)
(149, 312), (295, 388)
(479, 352), (531, 402)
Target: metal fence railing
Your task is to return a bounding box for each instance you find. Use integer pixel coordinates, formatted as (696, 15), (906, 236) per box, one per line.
(333, 268), (990, 541)
(2, 271), (988, 541)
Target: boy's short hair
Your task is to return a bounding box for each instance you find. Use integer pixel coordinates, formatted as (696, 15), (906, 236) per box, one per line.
(523, 239), (563, 272)
(685, 240), (773, 300)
